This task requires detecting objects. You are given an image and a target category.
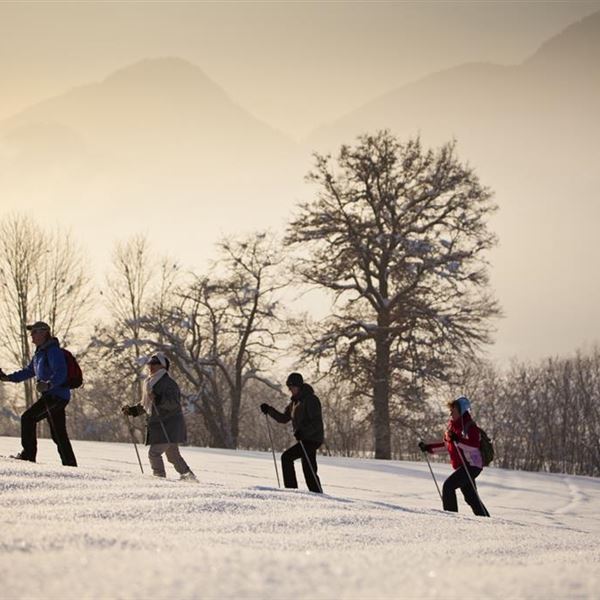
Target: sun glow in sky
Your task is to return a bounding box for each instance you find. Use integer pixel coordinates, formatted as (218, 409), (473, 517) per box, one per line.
(1, 1), (599, 362)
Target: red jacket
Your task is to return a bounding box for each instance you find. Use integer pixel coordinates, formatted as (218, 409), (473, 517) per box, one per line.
(425, 411), (483, 469)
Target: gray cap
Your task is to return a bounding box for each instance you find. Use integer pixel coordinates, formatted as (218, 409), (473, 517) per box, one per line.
(26, 321), (51, 333)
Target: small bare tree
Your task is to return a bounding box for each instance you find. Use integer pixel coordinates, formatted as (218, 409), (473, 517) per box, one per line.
(92, 235), (179, 404)
(318, 376), (371, 457)
(287, 132), (500, 459)
(104, 235), (154, 405)
(0, 214), (92, 407)
(141, 232), (286, 448)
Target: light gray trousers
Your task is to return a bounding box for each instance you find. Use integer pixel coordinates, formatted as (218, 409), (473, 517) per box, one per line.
(148, 443), (190, 477)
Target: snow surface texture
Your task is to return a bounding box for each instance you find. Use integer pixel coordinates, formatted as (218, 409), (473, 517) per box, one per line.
(1, 436), (599, 599)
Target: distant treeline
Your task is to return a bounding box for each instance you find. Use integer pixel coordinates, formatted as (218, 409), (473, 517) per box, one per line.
(319, 351), (600, 478)
(470, 352), (600, 476)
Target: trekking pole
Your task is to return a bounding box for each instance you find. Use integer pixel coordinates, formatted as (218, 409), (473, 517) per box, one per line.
(452, 441), (490, 517)
(264, 414), (281, 488)
(38, 383), (74, 466)
(397, 418), (443, 501)
(40, 392), (70, 464)
(42, 395), (58, 440)
(150, 398), (172, 444)
(123, 413), (144, 474)
(299, 440), (323, 494)
(420, 442), (443, 501)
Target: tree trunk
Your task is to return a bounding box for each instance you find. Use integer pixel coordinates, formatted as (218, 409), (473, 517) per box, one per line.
(373, 330), (391, 459)
(197, 389), (229, 449)
(230, 385), (242, 449)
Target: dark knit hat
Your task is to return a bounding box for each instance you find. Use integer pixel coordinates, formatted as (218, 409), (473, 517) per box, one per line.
(285, 372), (303, 388)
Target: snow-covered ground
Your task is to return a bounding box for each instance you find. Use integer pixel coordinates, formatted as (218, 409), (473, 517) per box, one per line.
(1, 436), (599, 599)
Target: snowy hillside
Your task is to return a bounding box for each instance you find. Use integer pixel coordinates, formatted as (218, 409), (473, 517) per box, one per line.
(1, 436), (599, 599)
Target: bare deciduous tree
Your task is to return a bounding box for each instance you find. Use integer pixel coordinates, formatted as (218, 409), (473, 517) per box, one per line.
(92, 235), (179, 406)
(84, 235), (180, 450)
(0, 214), (92, 407)
(141, 232), (285, 448)
(287, 132), (500, 458)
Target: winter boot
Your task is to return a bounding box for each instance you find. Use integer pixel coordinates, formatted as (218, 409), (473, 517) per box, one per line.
(10, 452), (35, 462)
(180, 470), (198, 482)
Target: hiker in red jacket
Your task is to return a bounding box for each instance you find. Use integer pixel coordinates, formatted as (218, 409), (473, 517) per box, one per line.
(420, 397), (489, 516)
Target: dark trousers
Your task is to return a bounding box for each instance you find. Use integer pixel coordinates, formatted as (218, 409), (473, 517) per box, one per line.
(21, 395), (77, 466)
(442, 465), (488, 516)
(281, 441), (322, 493)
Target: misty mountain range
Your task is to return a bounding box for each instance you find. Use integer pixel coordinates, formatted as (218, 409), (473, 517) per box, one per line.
(0, 10), (599, 359)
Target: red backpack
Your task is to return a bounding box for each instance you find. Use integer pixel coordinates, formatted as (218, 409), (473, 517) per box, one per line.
(62, 349), (83, 389)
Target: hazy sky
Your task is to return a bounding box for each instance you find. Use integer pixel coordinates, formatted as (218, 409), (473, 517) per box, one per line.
(1, 1), (599, 138)
(1, 1), (600, 363)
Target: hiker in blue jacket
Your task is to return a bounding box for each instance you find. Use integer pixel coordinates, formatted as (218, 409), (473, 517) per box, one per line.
(0, 321), (77, 466)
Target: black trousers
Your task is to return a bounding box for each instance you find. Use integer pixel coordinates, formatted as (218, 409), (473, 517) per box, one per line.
(281, 441), (322, 493)
(442, 465), (488, 516)
(21, 395), (77, 466)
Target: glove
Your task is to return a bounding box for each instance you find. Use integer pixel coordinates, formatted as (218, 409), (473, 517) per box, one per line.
(418, 441), (428, 453)
(260, 403), (270, 415)
(294, 431), (302, 441)
(36, 380), (50, 393)
(445, 430), (459, 442)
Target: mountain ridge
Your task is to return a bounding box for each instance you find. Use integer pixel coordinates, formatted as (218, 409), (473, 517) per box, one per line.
(0, 56), (296, 156)
(307, 9), (600, 145)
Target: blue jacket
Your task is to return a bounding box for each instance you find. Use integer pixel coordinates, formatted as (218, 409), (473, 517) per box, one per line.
(8, 337), (70, 402)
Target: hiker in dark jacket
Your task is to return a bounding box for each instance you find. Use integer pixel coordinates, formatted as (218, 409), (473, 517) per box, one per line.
(420, 396), (489, 516)
(122, 353), (196, 481)
(0, 321), (77, 466)
(260, 372), (324, 493)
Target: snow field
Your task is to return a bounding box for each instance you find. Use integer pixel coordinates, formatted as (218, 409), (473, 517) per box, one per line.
(0, 437), (599, 599)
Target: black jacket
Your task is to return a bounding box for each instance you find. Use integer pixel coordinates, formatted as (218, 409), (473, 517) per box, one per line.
(267, 383), (324, 444)
(130, 374), (187, 445)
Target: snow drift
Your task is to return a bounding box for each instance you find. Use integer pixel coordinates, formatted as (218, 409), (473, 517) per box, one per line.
(0, 437), (598, 599)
